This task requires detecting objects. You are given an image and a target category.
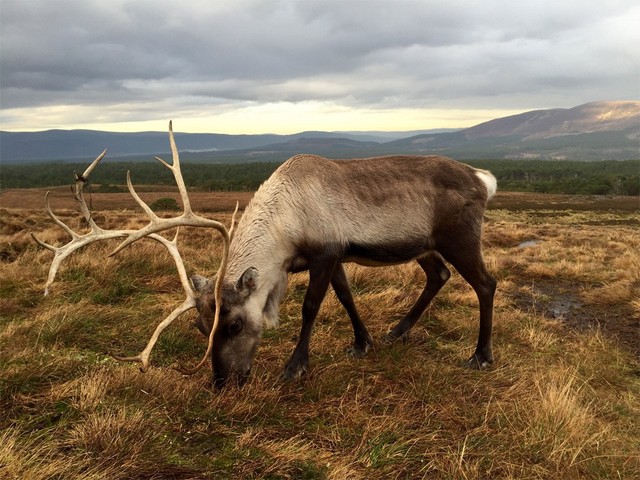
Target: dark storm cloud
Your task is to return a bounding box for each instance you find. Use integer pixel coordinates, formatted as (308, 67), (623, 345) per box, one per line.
(1, 0), (638, 126)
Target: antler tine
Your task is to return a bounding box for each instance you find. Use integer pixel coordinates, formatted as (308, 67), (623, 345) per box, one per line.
(31, 232), (55, 253)
(229, 201), (240, 242)
(43, 191), (79, 239)
(125, 170), (160, 221)
(112, 296), (196, 372)
(110, 121), (231, 257)
(76, 149), (107, 196)
(167, 228), (193, 294)
(75, 150), (108, 231)
(33, 237), (73, 296)
(166, 120), (193, 214)
(151, 120), (191, 214)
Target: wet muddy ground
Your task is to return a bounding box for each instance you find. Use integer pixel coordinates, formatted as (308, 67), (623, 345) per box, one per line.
(485, 194), (639, 359)
(511, 275), (638, 358)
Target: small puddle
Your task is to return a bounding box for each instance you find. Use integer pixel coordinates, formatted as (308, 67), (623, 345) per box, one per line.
(547, 299), (584, 320)
(517, 240), (539, 249)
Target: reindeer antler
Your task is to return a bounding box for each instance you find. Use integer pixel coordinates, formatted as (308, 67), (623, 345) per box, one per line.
(34, 122), (238, 374)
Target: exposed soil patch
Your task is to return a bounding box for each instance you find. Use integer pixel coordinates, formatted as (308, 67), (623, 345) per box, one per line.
(510, 276), (639, 359)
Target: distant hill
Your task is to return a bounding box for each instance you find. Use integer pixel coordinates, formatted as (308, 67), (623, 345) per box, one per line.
(463, 101), (639, 140)
(0, 128), (444, 164)
(0, 130), (280, 162)
(0, 130), (379, 164)
(385, 101), (639, 160)
(1, 101), (638, 163)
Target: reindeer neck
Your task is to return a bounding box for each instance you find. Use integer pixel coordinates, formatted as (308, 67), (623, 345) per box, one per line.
(223, 206), (289, 328)
(227, 192), (291, 285)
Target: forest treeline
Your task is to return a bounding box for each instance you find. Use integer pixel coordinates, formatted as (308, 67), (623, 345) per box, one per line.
(1, 159), (638, 196)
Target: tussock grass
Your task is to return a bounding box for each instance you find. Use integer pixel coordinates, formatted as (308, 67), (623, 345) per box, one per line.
(1, 197), (639, 479)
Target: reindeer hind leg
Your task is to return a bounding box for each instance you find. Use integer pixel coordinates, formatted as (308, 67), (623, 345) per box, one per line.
(385, 252), (451, 342)
(438, 239), (496, 369)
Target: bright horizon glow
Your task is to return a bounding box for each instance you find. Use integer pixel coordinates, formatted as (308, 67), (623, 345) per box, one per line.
(0, 102), (523, 133)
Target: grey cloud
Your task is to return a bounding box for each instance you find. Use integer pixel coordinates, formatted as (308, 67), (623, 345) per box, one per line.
(1, 0), (638, 126)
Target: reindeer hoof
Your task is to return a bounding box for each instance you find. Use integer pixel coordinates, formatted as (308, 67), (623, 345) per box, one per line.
(282, 360), (308, 380)
(382, 331), (409, 345)
(346, 341), (373, 358)
(464, 352), (493, 370)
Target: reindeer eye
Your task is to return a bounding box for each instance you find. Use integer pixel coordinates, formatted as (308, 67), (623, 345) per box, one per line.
(227, 317), (243, 337)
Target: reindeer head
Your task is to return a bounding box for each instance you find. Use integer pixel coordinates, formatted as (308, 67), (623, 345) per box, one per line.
(190, 268), (262, 387)
(34, 121), (254, 388)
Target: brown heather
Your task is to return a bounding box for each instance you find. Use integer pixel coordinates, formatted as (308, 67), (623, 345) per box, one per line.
(0, 191), (639, 479)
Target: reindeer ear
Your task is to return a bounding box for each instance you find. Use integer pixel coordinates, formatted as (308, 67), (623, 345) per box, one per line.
(236, 267), (258, 295)
(190, 275), (211, 293)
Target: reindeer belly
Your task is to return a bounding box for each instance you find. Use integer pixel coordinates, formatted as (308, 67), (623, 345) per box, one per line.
(344, 238), (433, 266)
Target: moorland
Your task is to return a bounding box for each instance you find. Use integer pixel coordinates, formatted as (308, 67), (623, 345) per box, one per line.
(1, 185), (639, 479)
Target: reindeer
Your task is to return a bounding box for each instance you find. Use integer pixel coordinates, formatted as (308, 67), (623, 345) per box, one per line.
(35, 122), (497, 387)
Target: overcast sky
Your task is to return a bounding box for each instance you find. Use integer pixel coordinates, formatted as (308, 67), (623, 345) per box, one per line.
(1, 0), (638, 133)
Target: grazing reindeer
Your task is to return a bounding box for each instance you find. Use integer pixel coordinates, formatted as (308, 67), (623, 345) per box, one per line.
(36, 122), (497, 387)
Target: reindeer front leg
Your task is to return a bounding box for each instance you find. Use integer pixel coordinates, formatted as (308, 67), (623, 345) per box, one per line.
(283, 258), (338, 379)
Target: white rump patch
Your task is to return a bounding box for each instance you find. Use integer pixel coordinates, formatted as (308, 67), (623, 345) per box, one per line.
(475, 169), (498, 200)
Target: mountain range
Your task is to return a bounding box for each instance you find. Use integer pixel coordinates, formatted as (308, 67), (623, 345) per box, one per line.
(1, 101), (638, 164)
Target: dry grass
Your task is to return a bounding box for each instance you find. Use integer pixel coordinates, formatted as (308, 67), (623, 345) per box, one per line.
(0, 186), (254, 212)
(1, 192), (639, 479)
